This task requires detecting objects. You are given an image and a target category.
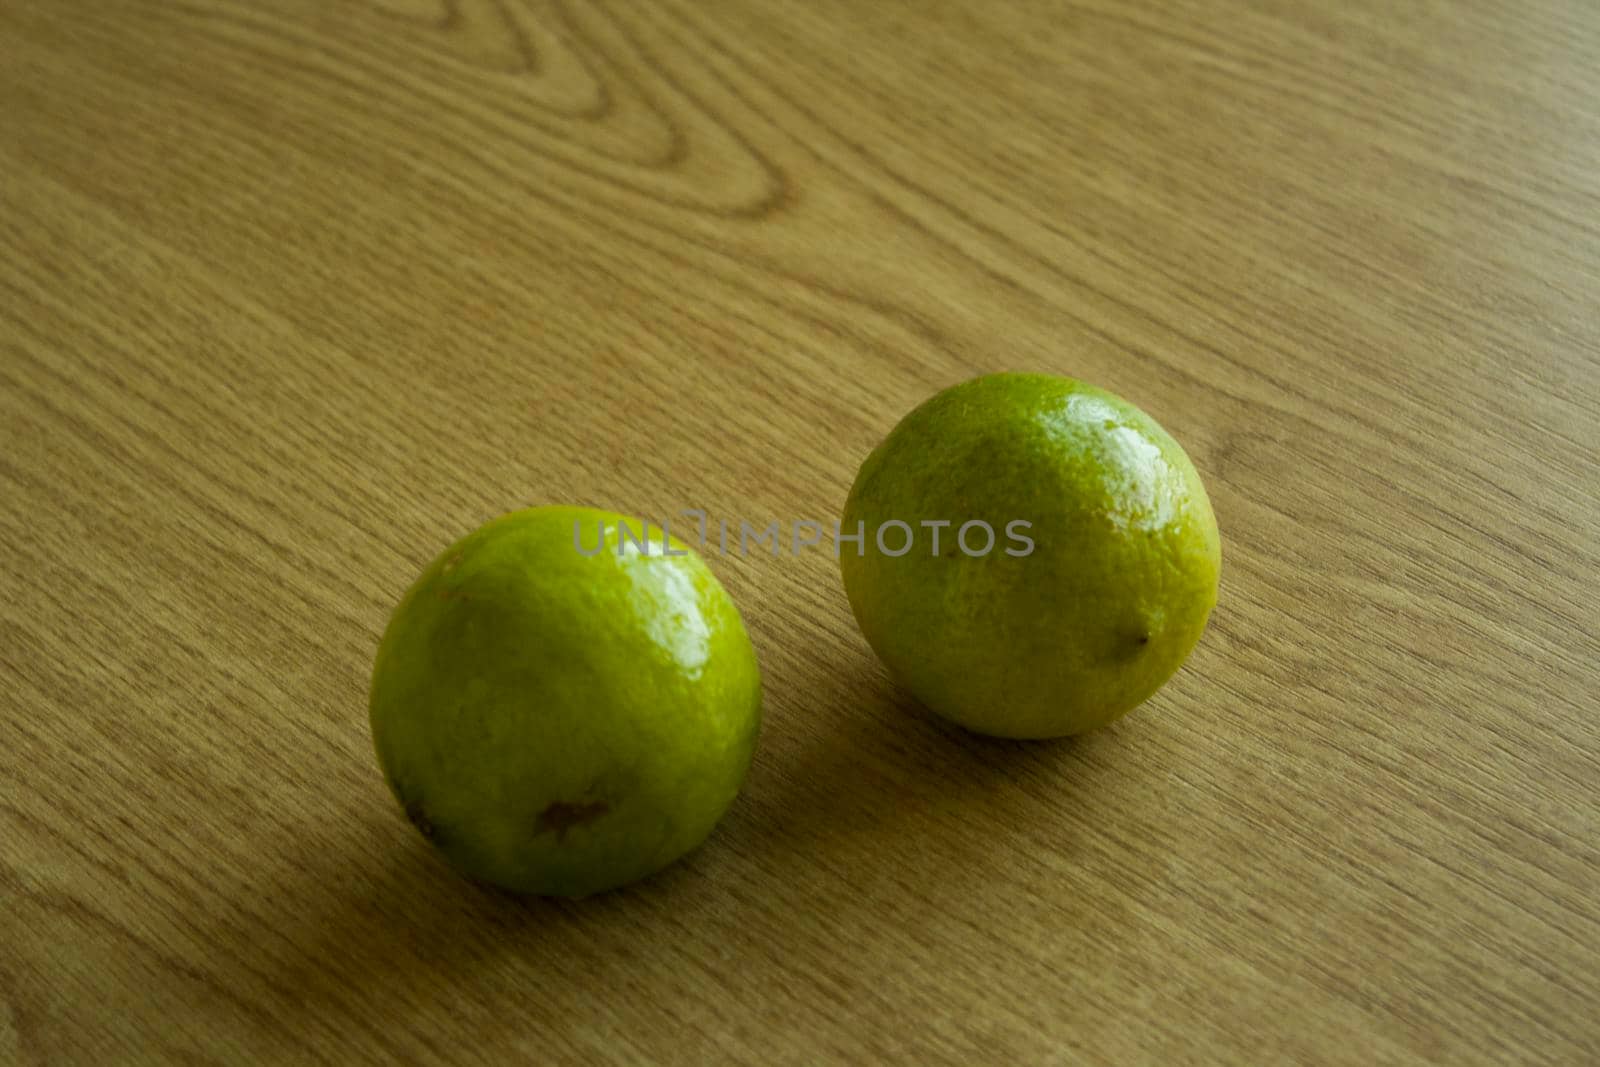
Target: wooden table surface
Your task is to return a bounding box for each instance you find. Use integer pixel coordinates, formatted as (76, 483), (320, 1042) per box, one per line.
(3, 1), (1597, 1063)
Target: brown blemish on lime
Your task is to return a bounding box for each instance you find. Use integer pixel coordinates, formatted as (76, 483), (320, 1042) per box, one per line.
(404, 799), (438, 841)
(438, 554), (469, 599)
(536, 800), (610, 841)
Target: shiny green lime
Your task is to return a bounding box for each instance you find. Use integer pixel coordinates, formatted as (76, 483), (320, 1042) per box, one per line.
(840, 373), (1221, 739)
(369, 506), (762, 897)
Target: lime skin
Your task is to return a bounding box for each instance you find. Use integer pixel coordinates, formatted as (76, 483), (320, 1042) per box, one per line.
(840, 373), (1221, 739)
(369, 506), (762, 897)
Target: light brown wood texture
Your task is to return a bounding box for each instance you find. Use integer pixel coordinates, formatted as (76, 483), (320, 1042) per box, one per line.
(3, 0), (1598, 1063)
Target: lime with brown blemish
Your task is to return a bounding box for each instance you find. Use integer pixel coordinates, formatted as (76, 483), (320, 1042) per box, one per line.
(369, 506), (762, 897)
(840, 372), (1221, 739)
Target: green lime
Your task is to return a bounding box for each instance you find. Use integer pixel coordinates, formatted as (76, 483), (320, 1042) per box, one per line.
(369, 506), (762, 897)
(840, 373), (1220, 739)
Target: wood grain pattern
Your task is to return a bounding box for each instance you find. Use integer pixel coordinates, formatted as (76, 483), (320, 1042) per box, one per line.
(2, 0), (1597, 1062)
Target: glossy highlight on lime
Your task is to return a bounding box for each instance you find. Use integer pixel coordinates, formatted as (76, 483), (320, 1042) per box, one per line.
(369, 506), (762, 897)
(840, 373), (1221, 739)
